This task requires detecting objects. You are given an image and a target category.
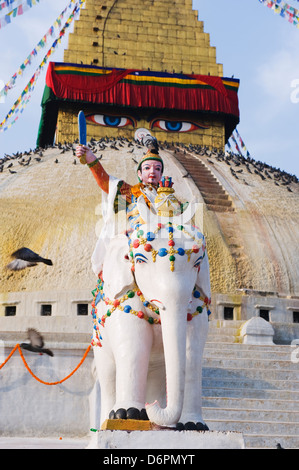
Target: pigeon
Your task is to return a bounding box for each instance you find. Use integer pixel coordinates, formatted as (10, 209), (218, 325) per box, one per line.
(276, 443), (284, 449)
(142, 134), (159, 153)
(6, 247), (53, 271)
(20, 328), (54, 357)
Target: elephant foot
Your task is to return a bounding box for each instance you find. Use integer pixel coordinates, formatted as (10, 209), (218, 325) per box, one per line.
(176, 421), (209, 432)
(109, 407), (149, 421)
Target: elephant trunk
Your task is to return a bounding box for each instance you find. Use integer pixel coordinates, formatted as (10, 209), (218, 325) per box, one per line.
(145, 305), (187, 427)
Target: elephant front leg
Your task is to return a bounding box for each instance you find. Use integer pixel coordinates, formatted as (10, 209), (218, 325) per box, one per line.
(109, 315), (153, 420)
(179, 314), (209, 430)
(93, 344), (116, 425)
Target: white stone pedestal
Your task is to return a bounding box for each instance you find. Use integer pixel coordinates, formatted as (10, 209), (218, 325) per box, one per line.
(240, 317), (275, 345)
(86, 430), (245, 449)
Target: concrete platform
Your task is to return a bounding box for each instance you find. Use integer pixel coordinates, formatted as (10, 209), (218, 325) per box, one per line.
(88, 430), (245, 449)
(0, 431), (245, 450)
(0, 437), (89, 449)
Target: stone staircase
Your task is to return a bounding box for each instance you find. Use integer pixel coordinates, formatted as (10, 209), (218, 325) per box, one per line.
(202, 320), (299, 449)
(173, 151), (234, 212)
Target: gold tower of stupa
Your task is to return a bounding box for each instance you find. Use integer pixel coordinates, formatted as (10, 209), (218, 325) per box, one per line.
(38, 0), (239, 150)
(64, 0), (223, 75)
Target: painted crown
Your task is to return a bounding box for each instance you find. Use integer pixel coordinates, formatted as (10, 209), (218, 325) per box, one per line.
(155, 177), (182, 217)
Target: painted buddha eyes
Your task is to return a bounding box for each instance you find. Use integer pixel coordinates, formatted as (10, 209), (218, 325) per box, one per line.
(151, 120), (202, 133)
(86, 113), (207, 133)
(86, 114), (136, 128)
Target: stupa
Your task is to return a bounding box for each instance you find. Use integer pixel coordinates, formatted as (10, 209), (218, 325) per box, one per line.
(1, 0), (299, 447)
(37, 0), (239, 149)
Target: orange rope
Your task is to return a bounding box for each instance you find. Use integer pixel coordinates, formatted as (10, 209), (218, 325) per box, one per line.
(0, 343), (91, 385)
(0, 343), (19, 370)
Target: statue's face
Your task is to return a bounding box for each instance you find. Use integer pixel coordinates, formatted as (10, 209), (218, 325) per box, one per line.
(83, 105), (224, 147)
(138, 160), (163, 185)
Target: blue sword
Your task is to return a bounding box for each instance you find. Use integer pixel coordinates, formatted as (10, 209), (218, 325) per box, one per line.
(78, 110), (87, 164)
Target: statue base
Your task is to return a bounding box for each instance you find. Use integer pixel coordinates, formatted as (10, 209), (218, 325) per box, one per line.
(87, 427), (245, 449)
(101, 419), (152, 431)
(100, 419), (203, 432)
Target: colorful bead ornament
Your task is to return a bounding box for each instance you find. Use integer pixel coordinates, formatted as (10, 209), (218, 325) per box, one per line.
(90, 277), (160, 347)
(90, 276), (211, 348)
(129, 222), (206, 272)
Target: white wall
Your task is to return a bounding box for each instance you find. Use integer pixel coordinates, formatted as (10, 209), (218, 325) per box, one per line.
(0, 342), (94, 437)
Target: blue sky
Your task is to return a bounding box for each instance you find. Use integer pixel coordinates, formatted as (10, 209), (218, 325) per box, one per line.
(1, 0), (299, 177)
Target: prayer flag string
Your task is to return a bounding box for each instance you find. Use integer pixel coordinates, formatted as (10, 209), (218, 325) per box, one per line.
(227, 129), (251, 158)
(0, 0), (79, 99)
(258, 0), (299, 27)
(0, 0), (23, 13)
(0, 0), (85, 132)
(0, 0), (43, 29)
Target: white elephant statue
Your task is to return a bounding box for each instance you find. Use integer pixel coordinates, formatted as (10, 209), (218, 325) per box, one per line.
(91, 210), (211, 430)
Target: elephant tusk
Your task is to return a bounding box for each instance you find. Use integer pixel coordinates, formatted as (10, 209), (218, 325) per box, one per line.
(150, 299), (165, 310)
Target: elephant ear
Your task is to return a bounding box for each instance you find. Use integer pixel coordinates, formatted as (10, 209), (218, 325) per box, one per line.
(195, 246), (211, 302)
(102, 234), (134, 299)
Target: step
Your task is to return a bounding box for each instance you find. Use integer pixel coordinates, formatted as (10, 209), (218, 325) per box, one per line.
(204, 343), (298, 367)
(202, 396), (298, 411)
(191, 174), (217, 182)
(201, 191), (230, 200)
(200, 332), (299, 448)
(189, 170), (217, 178)
(206, 333), (238, 343)
(180, 161), (211, 169)
(204, 339), (292, 351)
(203, 365), (299, 382)
(192, 167), (220, 175)
(202, 375), (299, 391)
(204, 344), (294, 361)
(203, 357), (299, 374)
(202, 197), (233, 207)
(204, 345), (296, 361)
(196, 182), (224, 191)
(202, 192), (228, 200)
(202, 385), (299, 401)
(243, 433), (299, 449)
(199, 189), (229, 198)
(195, 180), (222, 188)
(207, 326), (241, 335)
(205, 417), (299, 435)
(207, 204), (235, 212)
(192, 172), (216, 178)
(208, 320), (244, 328)
(202, 406), (299, 423)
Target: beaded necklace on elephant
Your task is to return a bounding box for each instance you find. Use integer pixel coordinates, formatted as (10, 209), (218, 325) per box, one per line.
(91, 276), (211, 348)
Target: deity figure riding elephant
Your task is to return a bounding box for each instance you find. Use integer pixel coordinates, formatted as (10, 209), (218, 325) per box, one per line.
(91, 199), (211, 430)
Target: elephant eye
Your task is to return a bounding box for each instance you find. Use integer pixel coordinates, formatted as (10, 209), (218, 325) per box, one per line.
(135, 253), (148, 264)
